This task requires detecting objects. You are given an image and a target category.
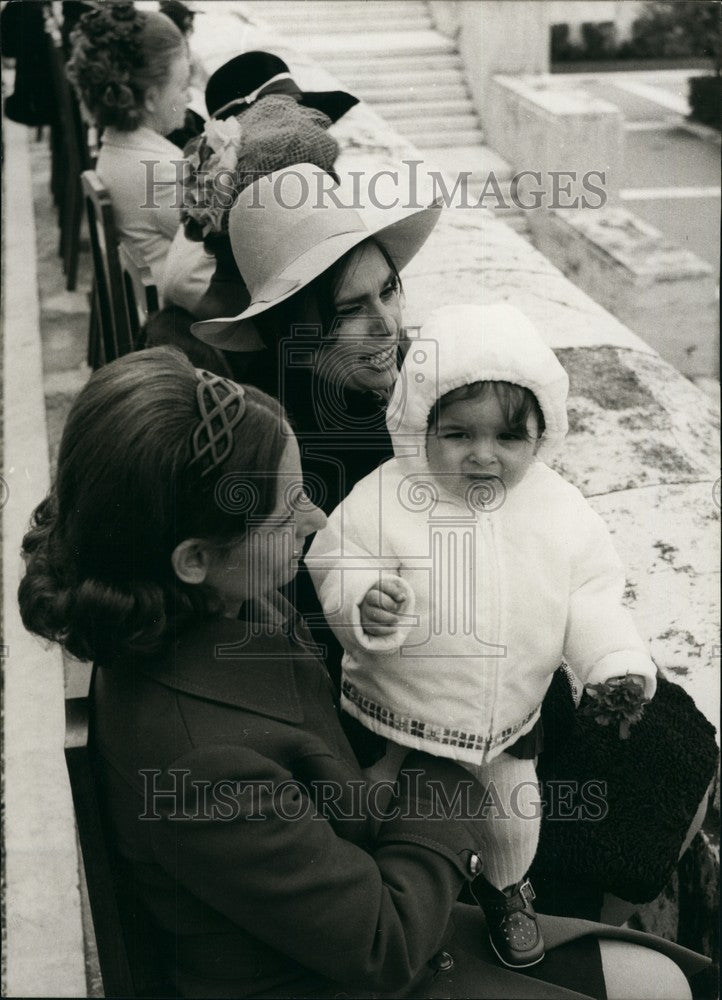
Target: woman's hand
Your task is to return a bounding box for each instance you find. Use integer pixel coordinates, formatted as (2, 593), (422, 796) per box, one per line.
(360, 578), (407, 636)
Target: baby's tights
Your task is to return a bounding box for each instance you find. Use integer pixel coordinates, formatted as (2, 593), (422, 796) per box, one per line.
(464, 752), (541, 890)
(365, 743), (541, 891)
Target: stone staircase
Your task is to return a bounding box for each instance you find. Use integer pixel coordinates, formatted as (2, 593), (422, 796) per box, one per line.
(245, 1), (484, 149)
(244, 0), (520, 231)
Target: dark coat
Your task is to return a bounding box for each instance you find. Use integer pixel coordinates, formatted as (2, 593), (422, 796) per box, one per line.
(92, 596), (486, 998)
(91, 595), (707, 999)
(1, 0), (57, 127)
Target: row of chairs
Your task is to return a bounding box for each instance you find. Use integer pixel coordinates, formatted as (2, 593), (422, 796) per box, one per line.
(81, 170), (159, 368)
(65, 177), (163, 993)
(64, 182), (166, 997)
(61, 182), (164, 994)
(44, 16), (166, 995)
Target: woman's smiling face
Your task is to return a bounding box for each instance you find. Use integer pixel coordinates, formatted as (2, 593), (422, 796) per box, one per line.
(316, 241), (403, 395)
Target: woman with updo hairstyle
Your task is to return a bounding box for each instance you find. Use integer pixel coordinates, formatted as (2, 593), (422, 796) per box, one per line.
(18, 348), (288, 664)
(67, 2), (215, 313)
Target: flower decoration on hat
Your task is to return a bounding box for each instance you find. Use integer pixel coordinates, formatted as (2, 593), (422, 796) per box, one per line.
(182, 95), (339, 242)
(184, 116), (245, 239)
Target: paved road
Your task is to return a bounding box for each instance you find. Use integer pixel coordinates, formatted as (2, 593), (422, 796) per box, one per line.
(562, 71), (720, 271)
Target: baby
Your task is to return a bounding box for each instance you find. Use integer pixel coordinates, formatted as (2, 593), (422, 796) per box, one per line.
(307, 303), (656, 968)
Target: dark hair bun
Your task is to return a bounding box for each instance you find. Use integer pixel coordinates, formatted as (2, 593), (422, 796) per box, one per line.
(67, 5), (183, 132)
(17, 348), (286, 665)
(18, 488), (193, 663)
(67, 3), (146, 130)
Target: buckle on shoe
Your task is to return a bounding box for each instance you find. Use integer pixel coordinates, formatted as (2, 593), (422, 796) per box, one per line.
(520, 879), (536, 904)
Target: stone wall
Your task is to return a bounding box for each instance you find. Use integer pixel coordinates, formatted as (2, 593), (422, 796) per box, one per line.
(481, 72), (718, 379)
(427, 1), (550, 128)
(531, 207), (719, 378)
(484, 73), (624, 204)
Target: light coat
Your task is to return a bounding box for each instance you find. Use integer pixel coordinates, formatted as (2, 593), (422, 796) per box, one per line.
(97, 126), (213, 312)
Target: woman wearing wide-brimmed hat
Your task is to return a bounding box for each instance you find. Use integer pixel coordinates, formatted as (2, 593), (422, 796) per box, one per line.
(192, 161), (437, 514)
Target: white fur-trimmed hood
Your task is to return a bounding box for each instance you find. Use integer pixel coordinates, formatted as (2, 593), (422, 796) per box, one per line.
(388, 303), (569, 462)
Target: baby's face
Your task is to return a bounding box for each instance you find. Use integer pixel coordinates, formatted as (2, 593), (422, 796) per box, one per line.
(426, 390), (539, 502)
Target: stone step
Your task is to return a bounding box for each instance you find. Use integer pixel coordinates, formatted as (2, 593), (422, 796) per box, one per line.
(301, 30), (456, 56)
(260, 16), (432, 34)
(353, 82), (470, 103)
(257, 1), (428, 12)
(373, 98), (473, 119)
(326, 67), (464, 88)
(410, 128), (484, 148)
(323, 53), (464, 74)
(384, 113), (480, 134)
(423, 145), (514, 184)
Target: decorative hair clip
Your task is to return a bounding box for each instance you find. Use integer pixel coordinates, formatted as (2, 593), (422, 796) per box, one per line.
(191, 370), (246, 476)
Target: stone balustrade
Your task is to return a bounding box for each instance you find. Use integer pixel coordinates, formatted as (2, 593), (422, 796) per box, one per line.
(485, 73), (625, 204)
(531, 206), (719, 378)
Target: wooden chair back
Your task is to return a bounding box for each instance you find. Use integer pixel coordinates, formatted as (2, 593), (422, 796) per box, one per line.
(81, 170), (135, 367)
(119, 241), (160, 349)
(65, 692), (173, 998)
(65, 696), (138, 997)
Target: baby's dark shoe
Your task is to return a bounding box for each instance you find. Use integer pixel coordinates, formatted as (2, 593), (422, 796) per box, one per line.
(471, 874), (545, 968)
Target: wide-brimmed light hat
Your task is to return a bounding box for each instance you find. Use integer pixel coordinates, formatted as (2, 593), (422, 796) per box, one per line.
(206, 51), (358, 124)
(192, 163), (442, 351)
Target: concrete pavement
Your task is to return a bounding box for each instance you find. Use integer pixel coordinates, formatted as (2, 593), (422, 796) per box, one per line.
(2, 117), (87, 998)
(545, 69), (721, 271)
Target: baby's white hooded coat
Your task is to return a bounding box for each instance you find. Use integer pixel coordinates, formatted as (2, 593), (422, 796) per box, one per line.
(307, 304), (656, 765)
